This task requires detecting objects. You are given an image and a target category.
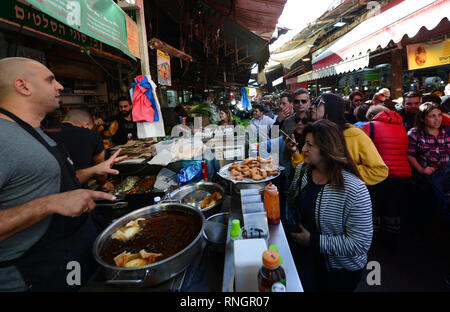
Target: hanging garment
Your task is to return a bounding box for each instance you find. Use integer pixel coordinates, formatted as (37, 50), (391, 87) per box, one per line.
(241, 87), (251, 110)
(131, 75), (160, 122)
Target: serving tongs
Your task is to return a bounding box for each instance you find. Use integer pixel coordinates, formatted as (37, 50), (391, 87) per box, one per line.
(94, 193), (128, 209)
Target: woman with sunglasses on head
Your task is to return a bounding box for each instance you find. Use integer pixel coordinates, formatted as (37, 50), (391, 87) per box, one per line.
(288, 120), (372, 292)
(308, 93), (388, 187)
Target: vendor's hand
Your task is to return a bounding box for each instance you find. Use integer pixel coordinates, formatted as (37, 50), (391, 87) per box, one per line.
(290, 224), (311, 247)
(423, 167), (436, 175)
(93, 149), (128, 176)
(48, 189), (116, 217)
(284, 134), (298, 153)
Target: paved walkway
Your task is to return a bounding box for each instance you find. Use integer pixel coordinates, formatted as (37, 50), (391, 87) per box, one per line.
(356, 212), (450, 292)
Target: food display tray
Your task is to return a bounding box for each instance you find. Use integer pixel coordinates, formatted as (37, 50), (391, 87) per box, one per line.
(217, 162), (284, 184)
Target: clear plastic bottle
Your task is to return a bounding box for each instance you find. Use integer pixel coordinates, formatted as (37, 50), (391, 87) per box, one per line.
(258, 250), (286, 292)
(264, 182), (280, 225)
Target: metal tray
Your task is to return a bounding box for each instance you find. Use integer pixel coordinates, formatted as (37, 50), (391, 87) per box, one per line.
(218, 162), (284, 184)
(164, 182), (224, 218)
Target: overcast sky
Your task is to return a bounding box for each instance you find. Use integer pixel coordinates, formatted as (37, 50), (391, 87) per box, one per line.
(270, 0), (338, 51)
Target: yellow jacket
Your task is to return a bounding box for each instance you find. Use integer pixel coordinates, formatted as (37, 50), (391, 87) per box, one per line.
(290, 126), (388, 186)
(343, 125), (388, 185)
(291, 151), (304, 169)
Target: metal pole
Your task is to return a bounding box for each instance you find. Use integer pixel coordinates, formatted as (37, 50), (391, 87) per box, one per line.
(136, 0), (150, 76)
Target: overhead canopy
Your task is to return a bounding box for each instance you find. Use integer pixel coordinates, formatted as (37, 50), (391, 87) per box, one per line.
(312, 0), (450, 73)
(203, 0), (287, 41)
(155, 0), (275, 67)
(268, 34), (320, 70)
(148, 0), (287, 88)
(298, 54), (369, 83)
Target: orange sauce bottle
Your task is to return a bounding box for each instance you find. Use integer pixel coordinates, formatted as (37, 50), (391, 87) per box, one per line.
(264, 182), (280, 225)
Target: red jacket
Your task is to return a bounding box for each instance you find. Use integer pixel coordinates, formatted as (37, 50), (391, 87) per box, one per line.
(363, 110), (412, 178)
(443, 113), (450, 127)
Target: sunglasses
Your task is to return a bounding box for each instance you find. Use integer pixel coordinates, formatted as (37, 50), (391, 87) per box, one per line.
(293, 99), (309, 104)
(419, 103), (440, 112)
(296, 117), (310, 124)
(353, 99), (363, 102)
(312, 98), (325, 107)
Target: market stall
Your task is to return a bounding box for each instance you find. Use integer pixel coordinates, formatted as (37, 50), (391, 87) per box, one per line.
(82, 135), (303, 292)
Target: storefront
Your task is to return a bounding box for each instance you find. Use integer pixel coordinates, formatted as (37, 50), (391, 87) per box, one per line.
(296, 0), (450, 99)
(0, 0), (139, 124)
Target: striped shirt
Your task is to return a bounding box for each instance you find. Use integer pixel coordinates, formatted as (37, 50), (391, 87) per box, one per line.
(407, 127), (450, 171)
(289, 164), (373, 271)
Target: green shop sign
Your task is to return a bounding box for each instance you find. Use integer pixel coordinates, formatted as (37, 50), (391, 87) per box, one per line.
(0, 0), (136, 60)
(364, 70), (380, 81)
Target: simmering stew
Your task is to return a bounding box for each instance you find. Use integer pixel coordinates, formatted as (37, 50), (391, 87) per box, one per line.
(101, 211), (201, 267)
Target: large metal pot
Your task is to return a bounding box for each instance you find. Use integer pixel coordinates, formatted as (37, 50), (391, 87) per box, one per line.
(164, 182), (225, 218)
(92, 203), (205, 287)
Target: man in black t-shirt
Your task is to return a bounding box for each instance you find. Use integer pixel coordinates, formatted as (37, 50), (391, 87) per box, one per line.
(99, 97), (137, 145)
(46, 108), (105, 187)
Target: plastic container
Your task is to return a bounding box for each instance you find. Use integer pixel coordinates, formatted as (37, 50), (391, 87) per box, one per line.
(241, 195), (262, 204)
(257, 250), (286, 292)
(230, 219), (242, 240)
(264, 182), (280, 225)
(234, 238), (267, 292)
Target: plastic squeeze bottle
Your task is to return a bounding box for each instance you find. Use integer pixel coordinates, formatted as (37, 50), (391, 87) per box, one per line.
(230, 219), (242, 240)
(264, 182), (280, 225)
(257, 249), (286, 292)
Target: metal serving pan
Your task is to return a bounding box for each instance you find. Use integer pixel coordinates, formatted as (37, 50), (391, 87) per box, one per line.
(164, 182), (225, 218)
(92, 203), (204, 287)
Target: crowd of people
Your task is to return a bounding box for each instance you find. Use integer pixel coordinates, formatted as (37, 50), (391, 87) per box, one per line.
(203, 85), (449, 291)
(0, 56), (449, 292)
(243, 86), (449, 291)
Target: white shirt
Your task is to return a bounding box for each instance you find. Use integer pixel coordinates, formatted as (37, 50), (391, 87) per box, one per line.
(249, 115), (275, 128)
(248, 115), (274, 139)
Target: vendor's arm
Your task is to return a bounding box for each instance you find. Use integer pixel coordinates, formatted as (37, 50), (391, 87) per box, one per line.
(91, 130), (107, 184)
(92, 150), (107, 184)
(76, 149), (127, 184)
(0, 189), (116, 242)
